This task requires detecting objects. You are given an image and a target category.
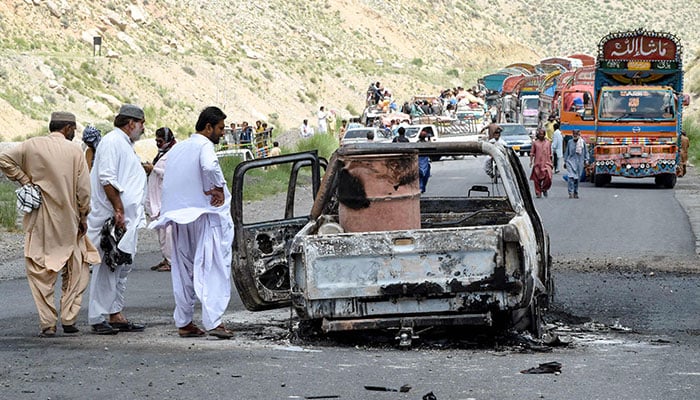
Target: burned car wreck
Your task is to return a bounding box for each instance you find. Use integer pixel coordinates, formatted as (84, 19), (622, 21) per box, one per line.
(231, 141), (552, 345)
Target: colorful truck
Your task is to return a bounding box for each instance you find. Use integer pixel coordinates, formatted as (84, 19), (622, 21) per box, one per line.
(589, 29), (685, 188)
(557, 65), (596, 140)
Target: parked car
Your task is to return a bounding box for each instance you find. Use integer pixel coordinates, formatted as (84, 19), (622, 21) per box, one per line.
(402, 124), (439, 142)
(231, 141), (553, 347)
(340, 127), (391, 145)
(499, 123), (533, 156)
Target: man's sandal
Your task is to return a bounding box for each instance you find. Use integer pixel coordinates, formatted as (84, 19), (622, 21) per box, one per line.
(150, 260), (167, 271)
(178, 322), (205, 338)
(208, 324), (234, 339)
(39, 326), (56, 338)
(156, 262), (171, 272)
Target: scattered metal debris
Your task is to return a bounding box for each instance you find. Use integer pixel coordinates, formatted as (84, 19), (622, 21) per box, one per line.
(422, 391), (438, 400)
(520, 361), (562, 374)
(304, 396), (340, 399)
(364, 384), (411, 393)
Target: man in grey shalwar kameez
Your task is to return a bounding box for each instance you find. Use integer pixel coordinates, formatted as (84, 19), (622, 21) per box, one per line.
(564, 129), (588, 198)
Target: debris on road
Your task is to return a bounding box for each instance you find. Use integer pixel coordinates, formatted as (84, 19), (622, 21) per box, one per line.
(520, 361), (563, 374)
(422, 391), (438, 400)
(364, 384), (411, 392)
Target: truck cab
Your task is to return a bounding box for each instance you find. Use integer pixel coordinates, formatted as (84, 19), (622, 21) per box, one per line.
(519, 94), (540, 128)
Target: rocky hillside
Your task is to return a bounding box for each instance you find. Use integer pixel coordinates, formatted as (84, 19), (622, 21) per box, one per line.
(0, 0), (699, 148)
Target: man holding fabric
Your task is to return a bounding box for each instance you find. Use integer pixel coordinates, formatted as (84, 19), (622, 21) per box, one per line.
(150, 106), (235, 339)
(87, 104), (148, 335)
(564, 129), (588, 199)
(0, 111), (100, 337)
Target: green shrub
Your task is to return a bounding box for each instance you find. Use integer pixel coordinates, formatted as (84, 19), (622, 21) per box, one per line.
(182, 66), (196, 76)
(683, 115), (700, 164)
(411, 58), (424, 67)
(294, 132), (338, 161)
(307, 92), (318, 104)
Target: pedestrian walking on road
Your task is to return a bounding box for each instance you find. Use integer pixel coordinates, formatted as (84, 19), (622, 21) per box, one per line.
(551, 122), (563, 174)
(0, 111), (100, 337)
(87, 104), (148, 335)
(530, 128), (553, 198)
(679, 130), (690, 177)
(564, 129), (588, 199)
(146, 127), (177, 272)
(150, 106), (235, 339)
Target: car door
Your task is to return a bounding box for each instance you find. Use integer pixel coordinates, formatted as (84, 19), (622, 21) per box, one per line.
(505, 148), (552, 298)
(231, 151), (325, 311)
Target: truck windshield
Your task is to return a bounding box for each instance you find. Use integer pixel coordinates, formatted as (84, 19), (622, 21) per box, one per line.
(598, 89), (675, 121)
(521, 97), (539, 110)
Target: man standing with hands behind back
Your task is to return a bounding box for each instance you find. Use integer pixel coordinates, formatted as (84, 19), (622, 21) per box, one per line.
(88, 104), (148, 335)
(0, 111), (100, 337)
(150, 106), (235, 339)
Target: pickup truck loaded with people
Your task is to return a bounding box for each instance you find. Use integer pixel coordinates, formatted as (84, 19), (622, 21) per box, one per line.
(231, 141), (552, 347)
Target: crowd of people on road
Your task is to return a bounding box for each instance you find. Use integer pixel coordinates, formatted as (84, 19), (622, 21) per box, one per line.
(0, 105), (237, 339)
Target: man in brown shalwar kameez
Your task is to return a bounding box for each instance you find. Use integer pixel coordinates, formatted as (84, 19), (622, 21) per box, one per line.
(529, 127), (553, 198)
(0, 111), (100, 337)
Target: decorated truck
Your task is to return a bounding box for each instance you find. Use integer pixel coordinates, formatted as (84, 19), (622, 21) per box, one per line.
(231, 142), (552, 346)
(557, 65), (596, 141)
(589, 29), (686, 188)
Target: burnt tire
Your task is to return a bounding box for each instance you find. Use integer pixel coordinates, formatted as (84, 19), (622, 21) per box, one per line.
(510, 297), (543, 338)
(293, 319), (324, 342)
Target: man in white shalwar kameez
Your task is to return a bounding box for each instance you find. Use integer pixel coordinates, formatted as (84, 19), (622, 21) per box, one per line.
(87, 104), (148, 335)
(150, 106), (235, 339)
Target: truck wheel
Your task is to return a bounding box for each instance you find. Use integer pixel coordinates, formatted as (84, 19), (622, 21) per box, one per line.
(594, 174), (610, 187)
(655, 173), (676, 188)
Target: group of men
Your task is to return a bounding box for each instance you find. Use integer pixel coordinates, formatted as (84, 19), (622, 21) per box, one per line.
(299, 106), (335, 138)
(529, 114), (588, 198)
(232, 120), (270, 144)
(0, 105), (236, 339)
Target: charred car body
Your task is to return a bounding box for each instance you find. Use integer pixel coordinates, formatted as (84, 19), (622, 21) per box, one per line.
(232, 141), (552, 345)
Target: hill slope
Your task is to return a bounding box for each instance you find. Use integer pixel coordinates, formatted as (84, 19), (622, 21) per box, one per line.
(0, 0), (698, 143)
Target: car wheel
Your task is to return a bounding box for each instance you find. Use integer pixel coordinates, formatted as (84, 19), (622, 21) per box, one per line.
(510, 297), (543, 338)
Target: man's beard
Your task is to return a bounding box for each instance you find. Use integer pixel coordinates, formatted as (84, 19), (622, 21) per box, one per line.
(129, 127), (143, 142)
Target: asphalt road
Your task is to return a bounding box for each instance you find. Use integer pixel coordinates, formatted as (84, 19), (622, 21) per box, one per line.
(0, 155), (698, 399)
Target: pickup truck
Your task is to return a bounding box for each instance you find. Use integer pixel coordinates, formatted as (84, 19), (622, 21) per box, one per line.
(231, 141), (552, 346)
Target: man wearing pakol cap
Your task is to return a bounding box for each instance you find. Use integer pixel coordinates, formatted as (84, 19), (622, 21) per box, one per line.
(0, 111), (100, 337)
(150, 106), (235, 339)
(87, 104), (148, 335)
